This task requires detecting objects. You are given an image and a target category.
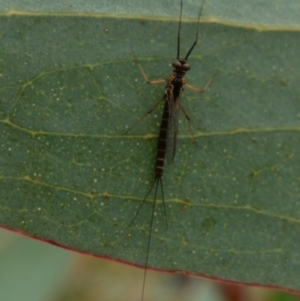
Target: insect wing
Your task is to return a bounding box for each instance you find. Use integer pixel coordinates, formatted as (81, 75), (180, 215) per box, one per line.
(166, 87), (183, 164)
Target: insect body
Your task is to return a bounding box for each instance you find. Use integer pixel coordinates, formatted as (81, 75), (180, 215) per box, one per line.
(123, 0), (217, 299)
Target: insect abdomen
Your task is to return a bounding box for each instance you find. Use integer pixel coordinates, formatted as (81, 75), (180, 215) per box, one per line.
(155, 101), (169, 178)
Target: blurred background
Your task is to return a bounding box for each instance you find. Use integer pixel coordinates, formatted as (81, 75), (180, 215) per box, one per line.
(0, 227), (299, 301)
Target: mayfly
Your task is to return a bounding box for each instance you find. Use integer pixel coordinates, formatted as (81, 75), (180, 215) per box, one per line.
(123, 0), (216, 299)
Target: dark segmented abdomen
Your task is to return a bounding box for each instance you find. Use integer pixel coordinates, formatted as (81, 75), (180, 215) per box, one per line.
(155, 100), (169, 178)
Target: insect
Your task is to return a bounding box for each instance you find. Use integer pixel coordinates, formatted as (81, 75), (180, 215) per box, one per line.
(122, 0), (217, 299)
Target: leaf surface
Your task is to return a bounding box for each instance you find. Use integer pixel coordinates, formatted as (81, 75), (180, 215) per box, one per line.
(0, 0), (300, 292)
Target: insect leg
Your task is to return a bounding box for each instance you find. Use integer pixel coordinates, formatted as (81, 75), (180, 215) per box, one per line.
(186, 71), (219, 93)
(180, 105), (195, 140)
(138, 63), (166, 85)
(124, 99), (164, 134)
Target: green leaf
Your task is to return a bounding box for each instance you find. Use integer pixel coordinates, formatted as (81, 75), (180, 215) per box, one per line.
(1, 0), (300, 294)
